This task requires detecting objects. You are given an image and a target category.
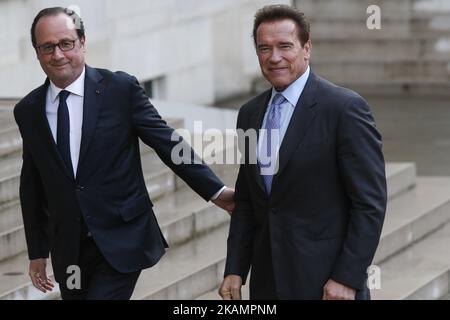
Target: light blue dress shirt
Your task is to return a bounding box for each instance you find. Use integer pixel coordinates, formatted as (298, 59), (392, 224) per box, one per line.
(258, 65), (310, 162)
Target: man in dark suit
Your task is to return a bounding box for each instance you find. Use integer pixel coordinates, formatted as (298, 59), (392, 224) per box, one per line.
(219, 5), (387, 300)
(14, 7), (234, 300)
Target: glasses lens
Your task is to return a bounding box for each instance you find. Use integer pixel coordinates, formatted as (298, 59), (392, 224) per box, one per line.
(41, 44), (54, 54)
(59, 40), (74, 51)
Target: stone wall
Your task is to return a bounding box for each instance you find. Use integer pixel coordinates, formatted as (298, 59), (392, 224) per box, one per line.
(0, 0), (289, 103)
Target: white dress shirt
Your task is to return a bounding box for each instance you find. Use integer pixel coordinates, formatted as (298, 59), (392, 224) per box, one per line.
(46, 67), (85, 177)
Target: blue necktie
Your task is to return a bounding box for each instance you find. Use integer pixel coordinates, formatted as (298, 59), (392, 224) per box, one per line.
(57, 90), (74, 177)
(259, 93), (285, 194)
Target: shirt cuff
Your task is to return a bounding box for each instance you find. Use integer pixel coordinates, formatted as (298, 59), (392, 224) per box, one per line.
(210, 186), (226, 201)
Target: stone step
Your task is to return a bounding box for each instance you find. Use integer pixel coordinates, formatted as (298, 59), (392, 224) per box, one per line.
(0, 99), (18, 108)
(440, 291), (450, 300)
(0, 251), (59, 300)
(375, 176), (450, 264)
(294, 0), (413, 20)
(131, 224), (229, 300)
(0, 104), (15, 126)
(296, 0), (450, 18)
(0, 152), (24, 181)
(414, 0), (450, 14)
(311, 60), (450, 83)
(341, 80), (450, 97)
(0, 200), (21, 235)
(0, 126), (21, 160)
(310, 17), (450, 40)
(313, 37), (450, 63)
(411, 14), (450, 34)
(372, 221), (450, 299)
(196, 289), (222, 300)
(0, 225), (26, 269)
(385, 162), (416, 199)
(196, 282), (250, 300)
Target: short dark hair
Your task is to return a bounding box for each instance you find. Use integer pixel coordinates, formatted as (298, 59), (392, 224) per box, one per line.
(253, 4), (310, 47)
(31, 7), (85, 47)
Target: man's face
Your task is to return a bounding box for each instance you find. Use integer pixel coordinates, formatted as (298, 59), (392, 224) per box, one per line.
(34, 13), (85, 88)
(256, 19), (311, 91)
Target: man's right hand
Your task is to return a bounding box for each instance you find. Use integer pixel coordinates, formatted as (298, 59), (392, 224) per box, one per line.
(29, 258), (54, 293)
(218, 274), (242, 300)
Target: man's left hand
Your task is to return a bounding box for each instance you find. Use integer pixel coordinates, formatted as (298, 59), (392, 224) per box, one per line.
(212, 187), (235, 215)
(322, 279), (356, 300)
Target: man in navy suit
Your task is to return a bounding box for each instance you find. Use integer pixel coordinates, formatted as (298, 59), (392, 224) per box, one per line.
(14, 7), (234, 300)
(219, 5), (387, 300)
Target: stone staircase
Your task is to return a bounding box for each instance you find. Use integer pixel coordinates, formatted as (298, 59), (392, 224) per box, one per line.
(266, 0), (450, 97)
(2, 100), (450, 300)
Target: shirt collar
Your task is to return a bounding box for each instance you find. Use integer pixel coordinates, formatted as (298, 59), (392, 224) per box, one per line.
(49, 66), (86, 103)
(270, 65), (310, 108)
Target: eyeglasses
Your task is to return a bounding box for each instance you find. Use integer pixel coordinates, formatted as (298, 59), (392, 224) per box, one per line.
(36, 38), (80, 55)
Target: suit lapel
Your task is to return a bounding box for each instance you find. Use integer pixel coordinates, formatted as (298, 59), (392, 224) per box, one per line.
(77, 66), (104, 175)
(249, 90), (272, 194)
(32, 80), (75, 181)
(273, 72), (319, 181)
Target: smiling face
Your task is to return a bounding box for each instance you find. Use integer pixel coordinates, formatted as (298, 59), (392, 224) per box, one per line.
(256, 19), (311, 91)
(34, 13), (85, 88)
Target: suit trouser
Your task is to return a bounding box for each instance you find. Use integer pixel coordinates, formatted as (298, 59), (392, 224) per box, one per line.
(59, 235), (141, 300)
(250, 222), (278, 300)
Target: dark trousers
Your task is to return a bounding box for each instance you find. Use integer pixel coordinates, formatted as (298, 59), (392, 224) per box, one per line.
(59, 235), (141, 300)
(249, 223), (278, 300)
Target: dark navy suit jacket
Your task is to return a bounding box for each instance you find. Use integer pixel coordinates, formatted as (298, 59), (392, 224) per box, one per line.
(14, 65), (223, 282)
(225, 71), (387, 299)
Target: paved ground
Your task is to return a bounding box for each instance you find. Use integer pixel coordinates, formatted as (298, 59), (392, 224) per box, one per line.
(215, 93), (450, 177)
(368, 95), (450, 176)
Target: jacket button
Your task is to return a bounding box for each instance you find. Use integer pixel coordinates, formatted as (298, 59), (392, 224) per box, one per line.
(76, 186), (85, 191)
